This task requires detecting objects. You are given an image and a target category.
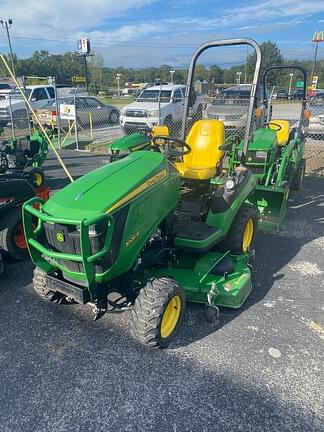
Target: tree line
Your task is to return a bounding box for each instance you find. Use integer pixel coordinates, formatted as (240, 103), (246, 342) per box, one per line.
(1, 41), (323, 91)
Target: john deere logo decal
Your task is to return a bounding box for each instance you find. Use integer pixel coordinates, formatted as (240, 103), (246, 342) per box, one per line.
(56, 232), (65, 242)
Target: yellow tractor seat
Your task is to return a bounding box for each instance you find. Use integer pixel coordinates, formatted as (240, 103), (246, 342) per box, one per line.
(175, 119), (225, 180)
(269, 120), (290, 147)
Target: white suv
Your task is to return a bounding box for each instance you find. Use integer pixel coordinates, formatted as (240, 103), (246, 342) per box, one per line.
(119, 84), (203, 134)
(0, 85), (55, 129)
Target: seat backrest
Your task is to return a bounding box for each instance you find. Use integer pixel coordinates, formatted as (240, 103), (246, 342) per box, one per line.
(269, 120), (290, 146)
(183, 119), (225, 169)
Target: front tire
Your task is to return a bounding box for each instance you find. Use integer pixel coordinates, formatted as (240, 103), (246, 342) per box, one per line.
(33, 267), (55, 301)
(130, 277), (185, 348)
(219, 204), (258, 255)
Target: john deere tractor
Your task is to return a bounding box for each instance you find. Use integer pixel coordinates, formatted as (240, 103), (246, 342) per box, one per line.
(0, 126), (49, 266)
(23, 38), (262, 348)
(228, 65), (307, 230)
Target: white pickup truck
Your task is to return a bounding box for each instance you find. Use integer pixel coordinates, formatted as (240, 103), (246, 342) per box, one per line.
(0, 85), (56, 129)
(119, 84), (204, 134)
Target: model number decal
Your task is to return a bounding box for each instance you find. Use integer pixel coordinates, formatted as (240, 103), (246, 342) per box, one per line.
(125, 231), (140, 248)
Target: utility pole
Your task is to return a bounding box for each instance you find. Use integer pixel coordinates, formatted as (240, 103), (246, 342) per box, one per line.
(288, 73), (294, 99)
(170, 69), (175, 84)
(0, 18), (16, 77)
(83, 55), (89, 92)
(77, 37), (91, 92)
(310, 31), (324, 90)
(116, 73), (121, 97)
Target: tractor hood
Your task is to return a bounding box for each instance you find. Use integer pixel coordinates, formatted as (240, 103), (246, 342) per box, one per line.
(43, 151), (169, 220)
(238, 128), (277, 152)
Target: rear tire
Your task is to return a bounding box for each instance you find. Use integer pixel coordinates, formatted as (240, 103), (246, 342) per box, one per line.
(0, 207), (29, 260)
(33, 267), (55, 301)
(219, 204), (258, 255)
(291, 159), (306, 191)
(130, 277), (185, 348)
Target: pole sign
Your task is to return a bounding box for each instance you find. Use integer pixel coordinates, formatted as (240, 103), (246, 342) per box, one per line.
(295, 81), (304, 88)
(60, 104), (76, 120)
(312, 31), (324, 42)
(77, 37), (91, 55)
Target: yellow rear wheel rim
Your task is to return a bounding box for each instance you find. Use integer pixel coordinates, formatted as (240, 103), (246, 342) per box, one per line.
(242, 219), (254, 252)
(34, 173), (43, 186)
(160, 295), (181, 339)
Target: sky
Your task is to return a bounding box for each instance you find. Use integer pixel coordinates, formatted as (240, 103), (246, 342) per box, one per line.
(0, 0), (324, 68)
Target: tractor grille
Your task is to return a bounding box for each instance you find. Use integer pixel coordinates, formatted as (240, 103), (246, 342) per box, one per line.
(43, 206), (129, 276)
(44, 222), (107, 273)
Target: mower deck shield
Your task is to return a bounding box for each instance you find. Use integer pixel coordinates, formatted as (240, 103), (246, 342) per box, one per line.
(147, 250), (252, 309)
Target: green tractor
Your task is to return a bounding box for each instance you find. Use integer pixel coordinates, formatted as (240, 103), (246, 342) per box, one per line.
(23, 38), (262, 348)
(228, 65), (307, 230)
(0, 127), (48, 174)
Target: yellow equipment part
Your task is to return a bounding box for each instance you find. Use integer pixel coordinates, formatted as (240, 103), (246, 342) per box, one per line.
(175, 119), (225, 180)
(269, 120), (290, 147)
(152, 125), (169, 137)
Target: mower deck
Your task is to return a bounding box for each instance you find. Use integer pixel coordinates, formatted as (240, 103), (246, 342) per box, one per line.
(146, 251), (252, 309)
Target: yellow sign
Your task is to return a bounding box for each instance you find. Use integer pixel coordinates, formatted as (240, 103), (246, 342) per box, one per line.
(312, 31), (324, 42)
(72, 75), (86, 83)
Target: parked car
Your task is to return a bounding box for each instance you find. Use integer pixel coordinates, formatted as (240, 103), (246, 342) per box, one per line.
(36, 96), (120, 128)
(307, 92), (324, 139)
(119, 84), (203, 134)
(276, 89), (288, 100)
(206, 84), (265, 136)
(0, 82), (14, 98)
(293, 89), (304, 100)
(0, 85), (56, 129)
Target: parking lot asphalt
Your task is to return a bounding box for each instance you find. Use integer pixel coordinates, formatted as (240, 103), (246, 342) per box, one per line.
(0, 151), (324, 432)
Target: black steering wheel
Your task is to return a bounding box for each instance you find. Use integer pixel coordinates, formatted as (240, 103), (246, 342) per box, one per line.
(267, 121), (282, 132)
(152, 135), (192, 158)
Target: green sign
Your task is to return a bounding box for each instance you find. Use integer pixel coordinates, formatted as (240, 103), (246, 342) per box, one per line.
(296, 81), (304, 88)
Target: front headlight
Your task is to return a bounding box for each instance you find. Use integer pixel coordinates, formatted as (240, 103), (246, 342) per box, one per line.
(148, 109), (160, 117)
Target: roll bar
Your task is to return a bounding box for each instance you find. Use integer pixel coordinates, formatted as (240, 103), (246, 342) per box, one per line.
(262, 64), (307, 137)
(181, 38), (262, 163)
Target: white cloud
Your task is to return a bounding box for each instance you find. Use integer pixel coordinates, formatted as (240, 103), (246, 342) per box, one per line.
(1, 0), (323, 66)
(0, 0), (156, 41)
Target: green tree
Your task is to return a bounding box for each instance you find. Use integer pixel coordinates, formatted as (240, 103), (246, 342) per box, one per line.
(246, 40), (284, 85)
